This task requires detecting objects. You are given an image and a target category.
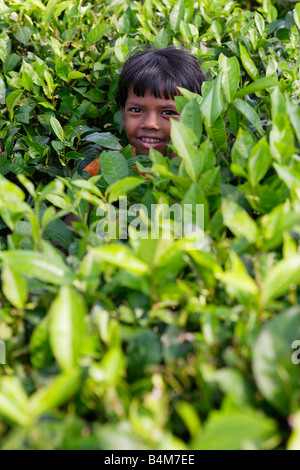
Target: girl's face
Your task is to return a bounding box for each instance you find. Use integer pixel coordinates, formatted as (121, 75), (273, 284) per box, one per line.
(121, 88), (180, 156)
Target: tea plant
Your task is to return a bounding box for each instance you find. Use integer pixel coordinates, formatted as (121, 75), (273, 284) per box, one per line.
(0, 0), (299, 450)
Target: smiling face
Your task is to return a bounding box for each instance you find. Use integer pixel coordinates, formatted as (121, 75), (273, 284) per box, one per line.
(121, 88), (180, 156)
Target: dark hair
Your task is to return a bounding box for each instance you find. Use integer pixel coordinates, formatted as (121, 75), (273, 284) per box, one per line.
(115, 46), (206, 107)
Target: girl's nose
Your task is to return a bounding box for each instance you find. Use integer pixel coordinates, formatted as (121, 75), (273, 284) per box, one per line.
(141, 112), (160, 130)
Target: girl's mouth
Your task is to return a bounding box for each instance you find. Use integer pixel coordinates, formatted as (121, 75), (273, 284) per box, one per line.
(138, 137), (163, 147)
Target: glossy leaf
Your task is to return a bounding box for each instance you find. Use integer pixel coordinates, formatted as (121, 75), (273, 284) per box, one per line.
(0, 250), (74, 285)
(233, 98), (263, 136)
(239, 43), (259, 81)
(50, 116), (64, 142)
(219, 54), (240, 102)
(1, 262), (28, 309)
(100, 150), (128, 184)
(87, 23), (109, 44)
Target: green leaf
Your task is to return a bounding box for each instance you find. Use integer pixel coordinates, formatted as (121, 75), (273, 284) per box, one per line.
(29, 371), (81, 418)
(253, 306), (300, 415)
(180, 98), (202, 143)
(201, 73), (225, 126)
(44, 218), (74, 250)
(68, 71), (86, 81)
(0, 76), (5, 104)
(231, 128), (254, 168)
(1, 262), (28, 309)
(255, 12), (265, 36)
(219, 54), (240, 103)
(91, 245), (150, 276)
(107, 177), (145, 204)
(84, 132), (122, 150)
(285, 95), (300, 144)
(0, 377), (29, 426)
(261, 255), (300, 306)
(76, 251), (101, 294)
(180, 21), (192, 42)
(6, 89), (22, 121)
(0, 250), (74, 285)
(100, 150), (128, 185)
(235, 77), (277, 98)
(30, 316), (53, 370)
(222, 199), (258, 243)
(153, 28), (169, 48)
(269, 114), (295, 162)
(294, 3), (300, 29)
(217, 250), (258, 298)
(169, 0), (185, 33)
(248, 136), (272, 185)
(4, 53), (21, 72)
(273, 163), (300, 191)
(181, 181), (209, 230)
(115, 36), (129, 62)
(42, 0), (60, 27)
(170, 119), (201, 181)
(83, 89), (104, 103)
(271, 87), (286, 121)
(233, 98), (263, 136)
(87, 23), (109, 44)
(191, 409), (278, 450)
(205, 116), (228, 151)
(49, 286), (87, 372)
(55, 59), (69, 81)
(239, 43), (259, 81)
(13, 27), (32, 45)
(50, 116), (64, 142)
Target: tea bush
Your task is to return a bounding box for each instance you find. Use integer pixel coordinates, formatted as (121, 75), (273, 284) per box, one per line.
(0, 0), (299, 450)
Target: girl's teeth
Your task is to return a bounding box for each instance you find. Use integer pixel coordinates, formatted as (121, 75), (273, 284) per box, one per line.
(141, 138), (161, 143)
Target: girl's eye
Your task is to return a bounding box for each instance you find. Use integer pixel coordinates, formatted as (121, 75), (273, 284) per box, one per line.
(162, 110), (179, 116)
(129, 108), (142, 113)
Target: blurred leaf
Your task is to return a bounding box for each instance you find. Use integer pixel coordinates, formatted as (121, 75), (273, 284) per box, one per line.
(0, 250), (74, 285)
(49, 286), (87, 372)
(248, 136), (272, 185)
(91, 245), (150, 275)
(261, 255), (300, 306)
(253, 306), (300, 415)
(222, 199), (258, 243)
(29, 371), (81, 418)
(0, 378), (29, 427)
(107, 177), (145, 203)
(30, 316), (53, 370)
(1, 262), (28, 309)
(191, 409), (278, 450)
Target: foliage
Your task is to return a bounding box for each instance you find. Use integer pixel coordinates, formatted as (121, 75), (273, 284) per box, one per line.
(0, 0), (299, 450)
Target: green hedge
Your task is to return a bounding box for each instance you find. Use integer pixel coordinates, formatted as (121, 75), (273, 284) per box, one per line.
(0, 0), (299, 450)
